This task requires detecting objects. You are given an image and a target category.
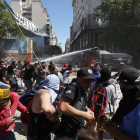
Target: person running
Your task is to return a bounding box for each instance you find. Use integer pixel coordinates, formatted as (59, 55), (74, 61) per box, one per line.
(58, 67), (95, 139)
(106, 67), (140, 140)
(88, 67), (115, 119)
(27, 74), (60, 140)
(0, 85), (27, 140)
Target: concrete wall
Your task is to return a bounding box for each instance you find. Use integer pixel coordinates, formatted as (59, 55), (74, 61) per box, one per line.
(32, 0), (47, 32)
(11, 0), (22, 15)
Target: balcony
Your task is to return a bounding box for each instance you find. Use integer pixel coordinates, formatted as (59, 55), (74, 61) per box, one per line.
(22, 5), (32, 9)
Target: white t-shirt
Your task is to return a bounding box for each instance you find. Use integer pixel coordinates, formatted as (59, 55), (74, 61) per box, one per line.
(63, 70), (70, 84)
(58, 72), (63, 82)
(88, 82), (115, 114)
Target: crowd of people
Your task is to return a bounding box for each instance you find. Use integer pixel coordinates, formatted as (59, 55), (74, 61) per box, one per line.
(0, 59), (140, 140)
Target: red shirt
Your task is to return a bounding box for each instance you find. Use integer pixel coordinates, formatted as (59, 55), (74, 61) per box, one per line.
(0, 92), (27, 136)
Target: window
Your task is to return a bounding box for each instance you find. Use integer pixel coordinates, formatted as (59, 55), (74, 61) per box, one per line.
(22, 13), (32, 16)
(22, 0), (26, 2)
(23, 8), (31, 11)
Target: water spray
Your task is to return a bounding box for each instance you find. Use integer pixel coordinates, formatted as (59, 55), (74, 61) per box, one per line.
(32, 48), (94, 64)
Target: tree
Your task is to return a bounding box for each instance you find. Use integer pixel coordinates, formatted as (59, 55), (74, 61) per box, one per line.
(94, 0), (140, 56)
(0, 0), (22, 41)
(49, 45), (62, 55)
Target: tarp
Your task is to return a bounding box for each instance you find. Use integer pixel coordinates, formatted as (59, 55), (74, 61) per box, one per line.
(3, 0), (49, 37)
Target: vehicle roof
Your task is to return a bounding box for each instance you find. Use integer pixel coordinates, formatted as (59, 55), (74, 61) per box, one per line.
(99, 50), (111, 54)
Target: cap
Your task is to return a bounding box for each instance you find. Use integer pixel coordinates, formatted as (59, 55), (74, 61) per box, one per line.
(0, 85), (11, 104)
(64, 64), (68, 68)
(118, 67), (140, 89)
(77, 67), (95, 80)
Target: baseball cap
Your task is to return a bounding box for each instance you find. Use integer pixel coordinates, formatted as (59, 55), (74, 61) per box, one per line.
(64, 64), (68, 68)
(77, 67), (95, 80)
(117, 67), (140, 89)
(0, 85), (11, 104)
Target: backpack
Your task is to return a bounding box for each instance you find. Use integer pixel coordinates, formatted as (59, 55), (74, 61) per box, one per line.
(19, 89), (37, 106)
(88, 84), (107, 119)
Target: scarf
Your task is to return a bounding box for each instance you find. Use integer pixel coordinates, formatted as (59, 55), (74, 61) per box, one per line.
(39, 74), (60, 104)
(111, 88), (140, 125)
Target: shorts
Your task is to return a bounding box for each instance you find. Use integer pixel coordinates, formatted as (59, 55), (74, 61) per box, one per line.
(111, 93), (117, 106)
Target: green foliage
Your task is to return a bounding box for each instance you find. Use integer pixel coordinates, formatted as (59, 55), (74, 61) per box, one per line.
(94, 0), (140, 56)
(0, 0), (23, 41)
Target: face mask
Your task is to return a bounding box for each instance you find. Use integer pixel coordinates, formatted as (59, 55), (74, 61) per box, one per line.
(120, 88), (139, 99)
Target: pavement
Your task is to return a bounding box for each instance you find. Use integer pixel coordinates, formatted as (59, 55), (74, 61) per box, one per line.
(14, 71), (122, 140)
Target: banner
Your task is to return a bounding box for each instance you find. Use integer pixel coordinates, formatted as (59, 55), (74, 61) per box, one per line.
(27, 54), (31, 62)
(3, 0), (49, 37)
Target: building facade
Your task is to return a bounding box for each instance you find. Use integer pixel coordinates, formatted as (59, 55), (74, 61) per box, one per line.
(70, 0), (108, 52)
(11, 0), (50, 47)
(65, 38), (70, 53)
(49, 25), (59, 46)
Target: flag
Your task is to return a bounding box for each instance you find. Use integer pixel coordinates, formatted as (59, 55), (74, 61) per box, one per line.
(8, 52), (11, 57)
(3, 0), (49, 37)
(27, 54), (31, 62)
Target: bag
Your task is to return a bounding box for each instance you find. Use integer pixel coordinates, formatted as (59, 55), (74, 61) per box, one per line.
(19, 89), (36, 106)
(88, 84), (107, 119)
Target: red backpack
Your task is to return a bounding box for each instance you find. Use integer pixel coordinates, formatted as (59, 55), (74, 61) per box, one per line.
(88, 84), (107, 119)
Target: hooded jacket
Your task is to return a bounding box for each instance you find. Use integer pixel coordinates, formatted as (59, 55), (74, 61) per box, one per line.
(0, 92), (27, 136)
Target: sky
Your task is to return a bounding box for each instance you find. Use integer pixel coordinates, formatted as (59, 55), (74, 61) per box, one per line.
(6, 0), (73, 52)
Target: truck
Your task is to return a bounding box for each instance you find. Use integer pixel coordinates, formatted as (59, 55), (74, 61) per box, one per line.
(79, 48), (133, 70)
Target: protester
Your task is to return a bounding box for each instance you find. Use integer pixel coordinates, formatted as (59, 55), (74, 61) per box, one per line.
(7, 61), (18, 79)
(109, 64), (126, 114)
(92, 67), (101, 80)
(48, 64), (63, 83)
(63, 64), (77, 84)
(0, 60), (5, 70)
(16, 61), (23, 71)
(36, 63), (49, 86)
(23, 64), (35, 91)
(50, 61), (59, 72)
(0, 85), (27, 140)
(27, 74), (60, 140)
(20, 63), (28, 88)
(58, 67), (95, 138)
(61, 64), (68, 72)
(106, 67), (140, 140)
(7, 61), (18, 92)
(0, 67), (9, 85)
(0, 81), (10, 88)
(88, 67), (115, 119)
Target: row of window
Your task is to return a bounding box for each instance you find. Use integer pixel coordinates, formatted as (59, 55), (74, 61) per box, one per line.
(23, 8), (32, 11)
(22, 13), (32, 16)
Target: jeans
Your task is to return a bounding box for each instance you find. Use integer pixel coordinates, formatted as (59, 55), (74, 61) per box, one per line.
(0, 131), (16, 140)
(23, 80), (33, 92)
